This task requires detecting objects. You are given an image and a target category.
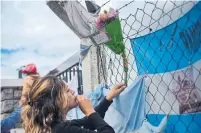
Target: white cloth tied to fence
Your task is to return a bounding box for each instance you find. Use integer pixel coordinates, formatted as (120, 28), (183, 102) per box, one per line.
(47, 1), (97, 39)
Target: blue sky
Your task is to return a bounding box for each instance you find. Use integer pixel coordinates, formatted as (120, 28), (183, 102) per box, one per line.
(1, 1), (82, 79)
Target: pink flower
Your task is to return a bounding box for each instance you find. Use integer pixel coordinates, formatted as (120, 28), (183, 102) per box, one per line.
(99, 13), (108, 22)
(96, 18), (102, 30)
(96, 9), (119, 30)
(108, 10), (119, 19)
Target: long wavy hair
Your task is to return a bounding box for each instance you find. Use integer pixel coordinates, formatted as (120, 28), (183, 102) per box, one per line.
(21, 75), (69, 133)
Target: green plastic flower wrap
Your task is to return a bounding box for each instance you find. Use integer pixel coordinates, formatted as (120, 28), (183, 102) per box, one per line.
(103, 18), (128, 85)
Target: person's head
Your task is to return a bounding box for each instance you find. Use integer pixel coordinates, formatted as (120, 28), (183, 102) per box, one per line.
(22, 63), (38, 76)
(21, 75), (77, 133)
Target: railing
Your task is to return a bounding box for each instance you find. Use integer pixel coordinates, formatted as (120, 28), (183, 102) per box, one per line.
(48, 52), (83, 94)
(57, 63), (83, 94)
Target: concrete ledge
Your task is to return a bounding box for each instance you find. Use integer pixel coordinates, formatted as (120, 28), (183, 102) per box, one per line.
(1, 79), (23, 88)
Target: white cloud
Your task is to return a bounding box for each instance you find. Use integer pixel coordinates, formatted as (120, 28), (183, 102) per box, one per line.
(1, 66), (18, 79)
(1, 1), (80, 79)
(1, 1), (80, 49)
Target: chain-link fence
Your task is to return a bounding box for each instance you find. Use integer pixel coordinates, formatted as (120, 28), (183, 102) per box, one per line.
(97, 1), (201, 133)
(47, 0), (201, 132)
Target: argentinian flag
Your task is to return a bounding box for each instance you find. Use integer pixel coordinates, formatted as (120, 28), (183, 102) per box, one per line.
(130, 2), (201, 133)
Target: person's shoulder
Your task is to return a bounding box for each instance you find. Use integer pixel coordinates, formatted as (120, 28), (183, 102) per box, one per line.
(52, 120), (71, 133)
(28, 74), (40, 80)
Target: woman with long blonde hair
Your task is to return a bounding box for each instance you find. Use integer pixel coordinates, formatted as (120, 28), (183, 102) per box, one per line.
(21, 75), (126, 133)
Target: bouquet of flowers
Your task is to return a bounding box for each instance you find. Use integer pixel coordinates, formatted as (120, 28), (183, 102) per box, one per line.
(96, 8), (128, 85)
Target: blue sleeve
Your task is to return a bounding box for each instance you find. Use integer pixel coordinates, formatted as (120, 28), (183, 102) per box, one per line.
(0, 106), (22, 133)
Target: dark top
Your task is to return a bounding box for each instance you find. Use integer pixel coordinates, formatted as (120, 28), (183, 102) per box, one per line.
(52, 98), (115, 133)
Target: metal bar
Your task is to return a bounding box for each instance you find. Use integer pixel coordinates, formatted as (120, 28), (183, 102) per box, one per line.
(62, 72), (64, 80)
(73, 67), (75, 76)
(77, 65), (82, 94)
(69, 68), (72, 81)
(65, 70), (68, 82)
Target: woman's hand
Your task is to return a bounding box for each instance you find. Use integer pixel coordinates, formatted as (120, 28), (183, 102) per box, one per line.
(106, 83), (126, 101)
(76, 95), (95, 116)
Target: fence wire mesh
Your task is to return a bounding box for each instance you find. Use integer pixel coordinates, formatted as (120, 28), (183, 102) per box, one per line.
(46, 0), (201, 132)
(96, 1), (201, 133)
